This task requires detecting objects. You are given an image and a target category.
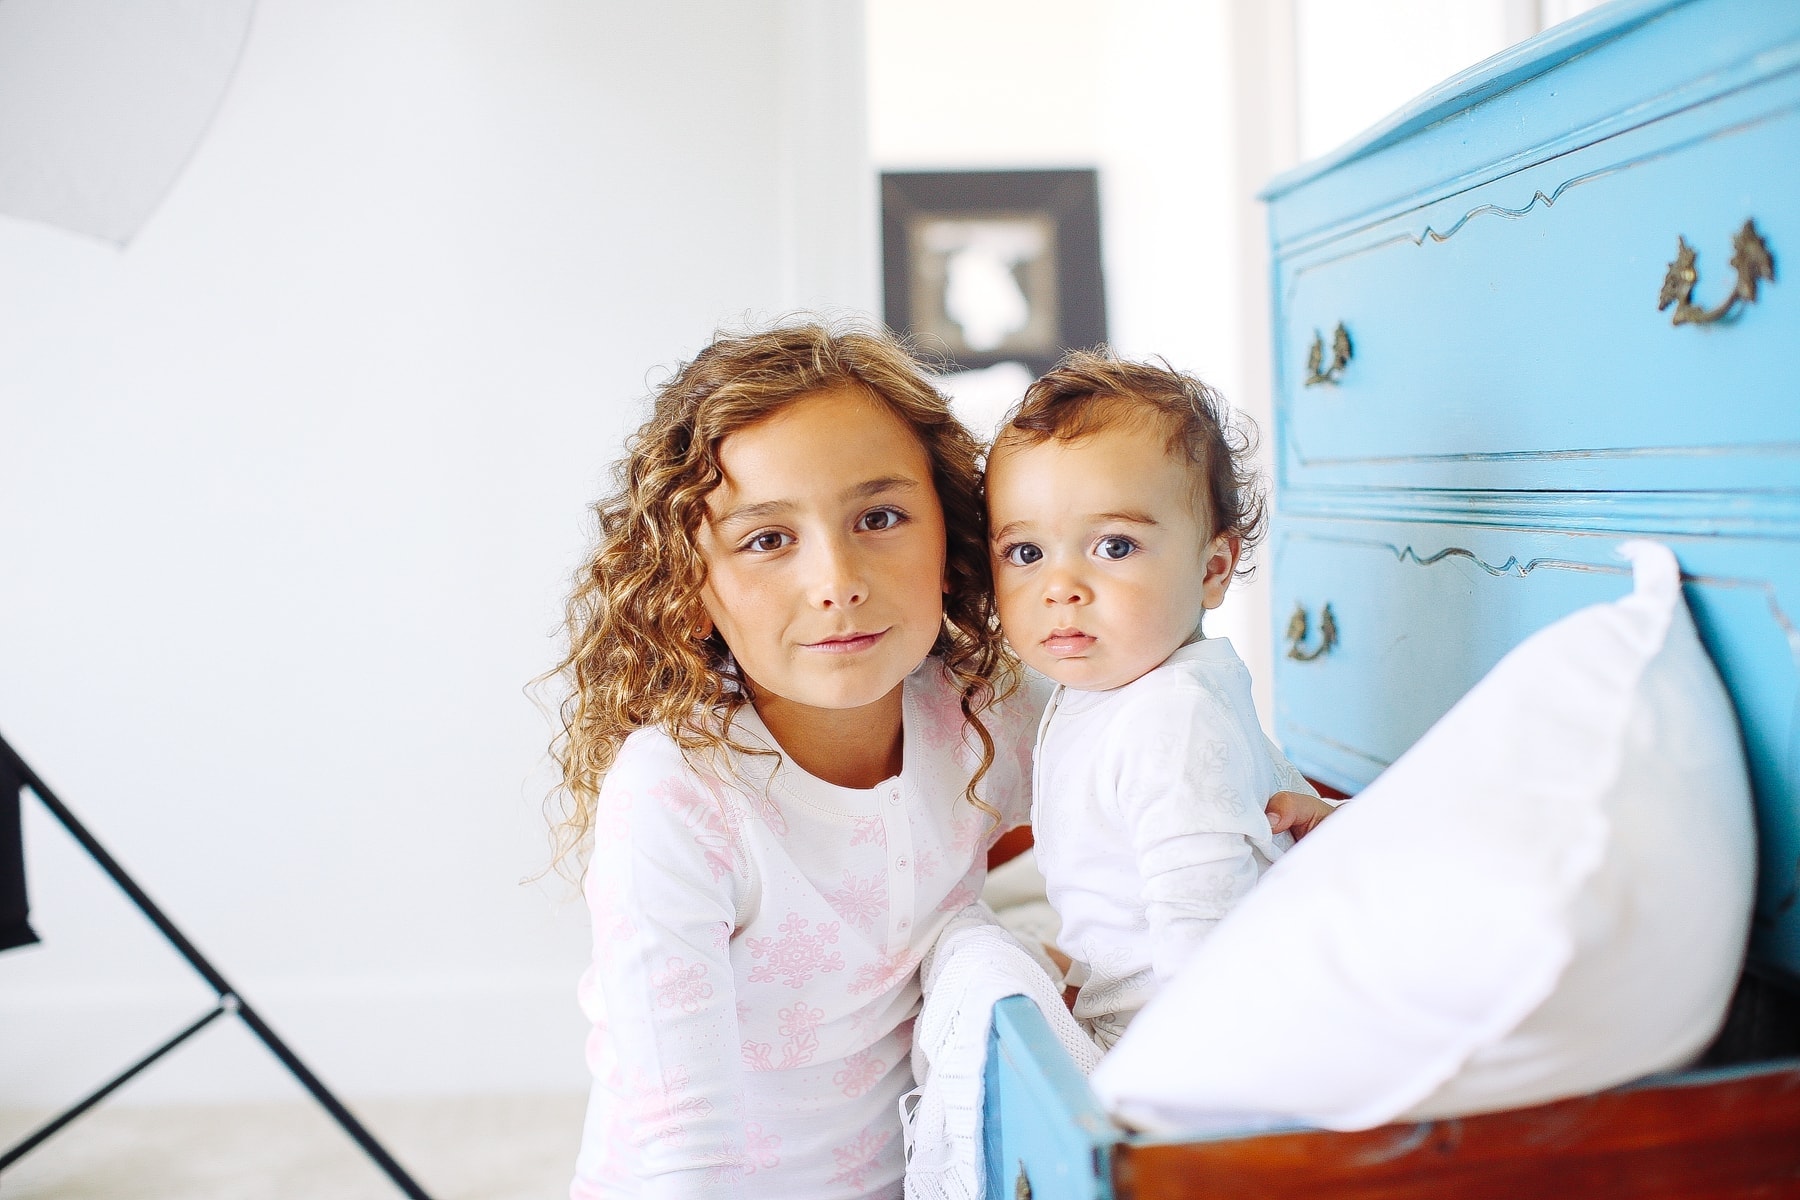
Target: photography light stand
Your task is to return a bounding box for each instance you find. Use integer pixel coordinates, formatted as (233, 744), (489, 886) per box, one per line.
(0, 730), (435, 1198)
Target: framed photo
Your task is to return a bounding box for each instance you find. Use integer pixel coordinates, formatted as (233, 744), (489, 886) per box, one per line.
(881, 169), (1107, 375)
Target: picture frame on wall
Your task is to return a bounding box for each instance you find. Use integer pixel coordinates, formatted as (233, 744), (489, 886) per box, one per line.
(880, 169), (1107, 376)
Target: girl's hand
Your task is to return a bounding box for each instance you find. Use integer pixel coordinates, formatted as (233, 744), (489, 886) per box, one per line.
(1265, 790), (1336, 840)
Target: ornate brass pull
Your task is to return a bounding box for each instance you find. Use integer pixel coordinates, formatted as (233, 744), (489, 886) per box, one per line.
(1658, 219), (1775, 326)
(1285, 602), (1337, 662)
(1014, 1163), (1032, 1199)
(1303, 323), (1353, 386)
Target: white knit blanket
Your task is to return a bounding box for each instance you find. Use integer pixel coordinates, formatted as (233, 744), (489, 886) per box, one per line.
(902, 905), (1102, 1200)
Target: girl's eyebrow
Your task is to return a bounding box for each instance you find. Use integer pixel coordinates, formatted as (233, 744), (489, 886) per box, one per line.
(845, 476), (920, 502)
(712, 477), (921, 531)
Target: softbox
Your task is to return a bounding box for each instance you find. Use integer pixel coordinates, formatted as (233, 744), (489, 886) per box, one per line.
(1, 751), (39, 952)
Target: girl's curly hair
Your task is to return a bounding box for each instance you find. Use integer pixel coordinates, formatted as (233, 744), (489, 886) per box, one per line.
(546, 319), (1016, 871)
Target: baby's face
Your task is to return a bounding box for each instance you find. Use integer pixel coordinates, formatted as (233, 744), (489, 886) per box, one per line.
(986, 421), (1237, 691)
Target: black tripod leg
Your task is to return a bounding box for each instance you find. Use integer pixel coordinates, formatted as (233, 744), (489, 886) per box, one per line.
(0, 1000), (230, 1171)
(0, 734), (436, 1199)
(234, 1001), (435, 1200)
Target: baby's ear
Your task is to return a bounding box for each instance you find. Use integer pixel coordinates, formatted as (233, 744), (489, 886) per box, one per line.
(1200, 535), (1240, 609)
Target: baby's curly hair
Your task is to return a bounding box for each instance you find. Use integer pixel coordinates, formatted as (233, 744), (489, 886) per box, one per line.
(547, 320), (1015, 870)
(994, 349), (1267, 575)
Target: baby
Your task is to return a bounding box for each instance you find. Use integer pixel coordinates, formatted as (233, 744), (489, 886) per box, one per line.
(984, 351), (1324, 1049)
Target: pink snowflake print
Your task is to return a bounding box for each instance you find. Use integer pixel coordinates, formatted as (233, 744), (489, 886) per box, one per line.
(594, 782), (633, 840)
(741, 1122), (782, 1175)
(935, 878), (979, 914)
(828, 1126), (896, 1192)
(746, 787), (789, 837)
(833, 1047), (886, 1098)
(622, 1065), (712, 1148)
(849, 815), (887, 847)
(849, 947), (920, 996)
(585, 881), (638, 959)
(710, 921), (731, 952)
(949, 805), (981, 855)
(824, 871), (887, 932)
(779, 1001), (824, 1038)
(703, 1122), (783, 1187)
(650, 778), (736, 881)
(742, 1001), (823, 1071)
(914, 686), (967, 754)
(746, 912), (844, 988)
(651, 957), (713, 1015)
(741, 1027), (817, 1071)
(911, 849), (941, 884)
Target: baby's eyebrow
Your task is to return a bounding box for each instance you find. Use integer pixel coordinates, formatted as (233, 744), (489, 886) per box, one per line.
(990, 520), (1028, 544)
(1093, 510), (1159, 526)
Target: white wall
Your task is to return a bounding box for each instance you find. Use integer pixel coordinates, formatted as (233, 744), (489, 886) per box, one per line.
(0, 0), (874, 1105)
(870, 0), (1280, 727)
(868, 0), (1571, 737)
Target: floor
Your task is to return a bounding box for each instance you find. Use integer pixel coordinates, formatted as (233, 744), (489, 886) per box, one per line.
(0, 1092), (588, 1199)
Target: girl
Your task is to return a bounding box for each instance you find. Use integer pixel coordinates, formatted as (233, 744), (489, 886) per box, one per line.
(549, 321), (1327, 1198)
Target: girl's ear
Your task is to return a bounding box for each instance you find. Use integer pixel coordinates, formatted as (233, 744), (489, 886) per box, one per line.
(1200, 535), (1241, 610)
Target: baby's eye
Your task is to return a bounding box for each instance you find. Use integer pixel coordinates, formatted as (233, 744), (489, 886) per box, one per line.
(1004, 543), (1043, 566)
(742, 530), (794, 553)
(857, 506), (906, 533)
(1096, 536), (1137, 561)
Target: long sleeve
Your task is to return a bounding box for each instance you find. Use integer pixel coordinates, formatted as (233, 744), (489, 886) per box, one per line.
(575, 738), (750, 1199)
(1111, 688), (1275, 985)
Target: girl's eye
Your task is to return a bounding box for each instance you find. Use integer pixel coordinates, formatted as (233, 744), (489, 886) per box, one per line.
(1004, 543), (1043, 566)
(857, 506), (906, 533)
(742, 530), (794, 553)
(1096, 536), (1136, 561)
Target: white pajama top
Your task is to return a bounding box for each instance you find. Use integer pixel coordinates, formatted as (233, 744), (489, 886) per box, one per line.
(571, 661), (1038, 1199)
(1031, 638), (1313, 1047)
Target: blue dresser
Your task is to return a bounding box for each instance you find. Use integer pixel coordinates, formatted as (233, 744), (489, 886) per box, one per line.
(982, 3), (1800, 1195)
(1266, 0), (1800, 985)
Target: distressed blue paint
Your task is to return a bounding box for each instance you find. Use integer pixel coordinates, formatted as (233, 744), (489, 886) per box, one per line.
(1262, 0), (1800, 247)
(983, 998), (1121, 1199)
(1272, 519), (1800, 978)
(1268, 0), (1800, 986)
(986, 3), (1800, 1190)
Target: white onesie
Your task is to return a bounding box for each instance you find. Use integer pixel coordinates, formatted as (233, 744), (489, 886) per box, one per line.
(1031, 637), (1314, 1048)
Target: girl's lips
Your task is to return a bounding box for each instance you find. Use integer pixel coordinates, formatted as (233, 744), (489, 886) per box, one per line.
(1041, 631), (1096, 657)
(803, 629), (887, 654)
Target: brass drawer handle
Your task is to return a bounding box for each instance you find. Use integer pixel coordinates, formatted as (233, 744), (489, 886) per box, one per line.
(1015, 1162), (1032, 1199)
(1303, 323), (1353, 386)
(1286, 602), (1337, 662)
(1658, 219), (1775, 326)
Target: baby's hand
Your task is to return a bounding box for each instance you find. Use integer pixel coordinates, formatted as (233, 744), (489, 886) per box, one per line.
(1265, 790), (1336, 840)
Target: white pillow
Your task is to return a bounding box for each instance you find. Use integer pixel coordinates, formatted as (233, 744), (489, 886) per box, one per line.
(1091, 541), (1756, 1133)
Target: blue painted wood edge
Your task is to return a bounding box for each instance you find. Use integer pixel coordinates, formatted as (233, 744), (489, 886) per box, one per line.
(1259, 0), (1687, 202)
(992, 996), (1126, 1149)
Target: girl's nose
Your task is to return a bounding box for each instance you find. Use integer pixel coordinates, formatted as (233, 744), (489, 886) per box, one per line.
(810, 537), (868, 609)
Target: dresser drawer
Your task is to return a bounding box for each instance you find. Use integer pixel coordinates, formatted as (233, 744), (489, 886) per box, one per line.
(1270, 518), (1800, 980)
(1276, 61), (1800, 493)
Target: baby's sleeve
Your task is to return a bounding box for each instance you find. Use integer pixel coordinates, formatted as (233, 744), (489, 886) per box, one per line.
(573, 738), (750, 1199)
(1111, 689), (1274, 985)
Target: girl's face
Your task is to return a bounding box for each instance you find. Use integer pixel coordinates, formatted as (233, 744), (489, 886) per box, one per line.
(697, 384), (948, 718)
